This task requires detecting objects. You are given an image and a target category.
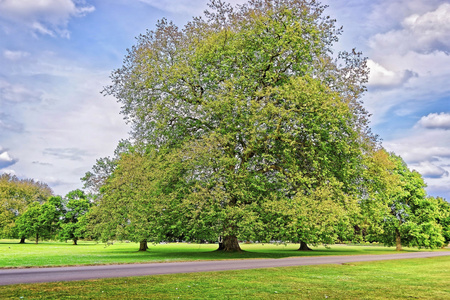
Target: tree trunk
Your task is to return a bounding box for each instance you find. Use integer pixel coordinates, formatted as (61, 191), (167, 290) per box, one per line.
(35, 233), (39, 244)
(217, 236), (224, 251)
(73, 238), (78, 245)
(216, 235), (241, 251)
(395, 230), (402, 251)
(298, 240), (313, 251)
(139, 240), (148, 251)
(19, 237), (26, 244)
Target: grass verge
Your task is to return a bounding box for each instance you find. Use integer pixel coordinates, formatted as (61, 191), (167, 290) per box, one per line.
(1, 256), (449, 299)
(1, 239), (448, 268)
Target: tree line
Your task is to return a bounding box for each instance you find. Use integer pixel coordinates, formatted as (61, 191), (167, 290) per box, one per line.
(1, 0), (449, 251)
(0, 174), (91, 245)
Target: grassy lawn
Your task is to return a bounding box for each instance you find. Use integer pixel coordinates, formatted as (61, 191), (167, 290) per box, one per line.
(1, 256), (449, 299)
(1, 239), (448, 268)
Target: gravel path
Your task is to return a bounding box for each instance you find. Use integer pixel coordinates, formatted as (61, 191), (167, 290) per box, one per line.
(1, 251), (449, 286)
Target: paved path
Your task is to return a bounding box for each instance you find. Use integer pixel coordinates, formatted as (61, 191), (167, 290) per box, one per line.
(1, 251), (449, 286)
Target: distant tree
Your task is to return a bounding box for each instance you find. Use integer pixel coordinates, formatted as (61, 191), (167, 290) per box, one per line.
(0, 173), (53, 243)
(103, 0), (373, 251)
(15, 196), (63, 244)
(376, 153), (445, 250)
(434, 196), (450, 245)
(59, 190), (92, 245)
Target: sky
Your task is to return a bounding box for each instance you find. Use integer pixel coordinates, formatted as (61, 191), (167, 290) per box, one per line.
(0, 0), (449, 200)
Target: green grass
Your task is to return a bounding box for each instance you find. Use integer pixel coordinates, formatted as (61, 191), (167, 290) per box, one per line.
(1, 239), (448, 268)
(1, 256), (449, 299)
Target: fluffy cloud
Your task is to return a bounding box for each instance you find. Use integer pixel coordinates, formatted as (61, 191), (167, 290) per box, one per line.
(416, 112), (450, 130)
(369, 3), (450, 55)
(410, 161), (449, 179)
(386, 143), (450, 164)
(363, 2), (450, 127)
(384, 132), (450, 199)
(0, 0), (94, 37)
(367, 0), (448, 37)
(0, 147), (18, 169)
(367, 59), (417, 88)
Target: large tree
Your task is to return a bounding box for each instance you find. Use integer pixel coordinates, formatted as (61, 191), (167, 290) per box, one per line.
(103, 0), (373, 250)
(0, 174), (53, 242)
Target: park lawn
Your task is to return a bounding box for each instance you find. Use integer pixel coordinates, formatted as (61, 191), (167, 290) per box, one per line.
(1, 256), (449, 299)
(1, 239), (448, 268)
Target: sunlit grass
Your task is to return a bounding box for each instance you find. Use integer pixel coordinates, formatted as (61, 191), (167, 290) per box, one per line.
(2, 256), (449, 299)
(1, 239), (447, 268)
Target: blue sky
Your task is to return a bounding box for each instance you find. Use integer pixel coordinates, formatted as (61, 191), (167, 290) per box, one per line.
(1, 0), (449, 200)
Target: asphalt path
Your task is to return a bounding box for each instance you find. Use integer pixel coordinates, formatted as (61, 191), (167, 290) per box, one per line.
(1, 251), (450, 286)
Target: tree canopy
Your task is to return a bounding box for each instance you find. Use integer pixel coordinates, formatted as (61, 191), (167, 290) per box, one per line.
(58, 190), (93, 245)
(0, 173), (53, 241)
(15, 196), (63, 244)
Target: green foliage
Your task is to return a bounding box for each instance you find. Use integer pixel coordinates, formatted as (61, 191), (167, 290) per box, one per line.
(58, 190), (92, 245)
(0, 173), (53, 239)
(360, 151), (446, 249)
(14, 196), (63, 243)
(357, 149), (399, 241)
(90, 149), (191, 246)
(81, 139), (131, 195)
(434, 196), (450, 244)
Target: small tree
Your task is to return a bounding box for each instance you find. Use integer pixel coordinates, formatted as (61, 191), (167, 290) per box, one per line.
(15, 196), (63, 244)
(59, 190), (92, 245)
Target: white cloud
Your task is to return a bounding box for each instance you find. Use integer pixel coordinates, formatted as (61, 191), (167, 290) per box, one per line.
(0, 147), (18, 169)
(411, 161), (449, 179)
(384, 129), (450, 199)
(367, 0), (447, 34)
(0, 0), (95, 37)
(365, 35), (450, 127)
(386, 143), (450, 164)
(417, 112), (450, 130)
(367, 59), (417, 88)
(369, 3), (450, 55)
(3, 50), (30, 61)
